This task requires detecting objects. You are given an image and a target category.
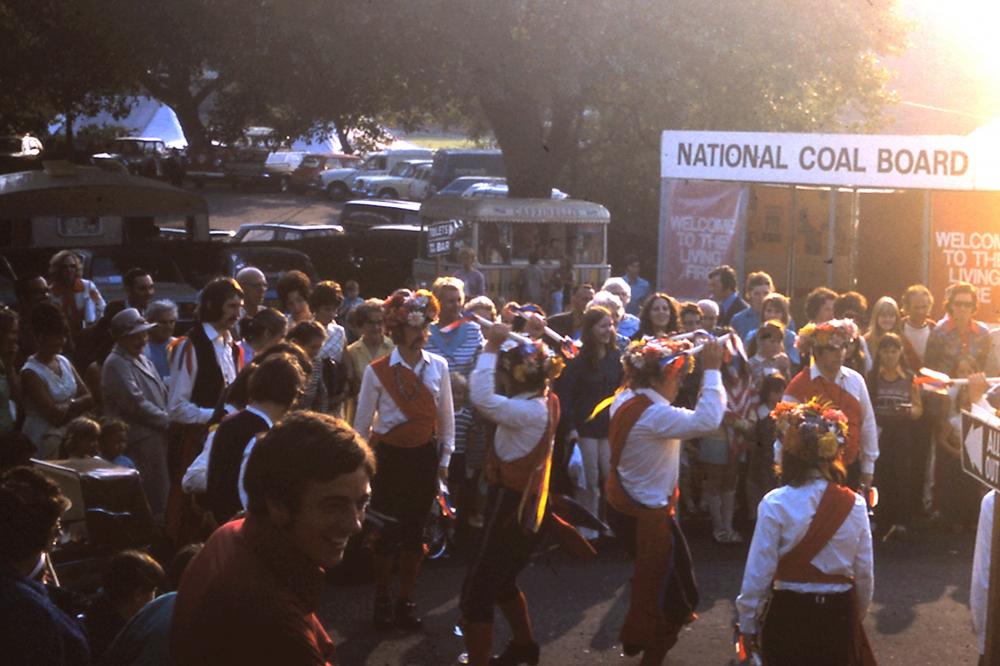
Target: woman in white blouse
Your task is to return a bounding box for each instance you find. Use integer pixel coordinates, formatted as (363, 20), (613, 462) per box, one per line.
(736, 398), (874, 665)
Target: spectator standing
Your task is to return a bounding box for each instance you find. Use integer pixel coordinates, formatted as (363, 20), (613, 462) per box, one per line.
(603, 277), (641, 339)
(238, 307), (287, 366)
(747, 320), (791, 384)
(0, 467), (90, 666)
(589, 291), (630, 352)
(899, 284), (936, 519)
(48, 249), (105, 333)
(97, 418), (135, 469)
(101, 308), (171, 521)
(235, 267), (268, 321)
(20, 303), (93, 459)
(277, 270), (313, 325)
(548, 283), (595, 340)
(636, 292), (680, 339)
(708, 265), (748, 327)
(92, 268), (156, 368)
(678, 302), (701, 333)
(13, 275), (51, 369)
(0, 306), (20, 436)
(746, 292), (800, 370)
(338, 279), (363, 323)
(900, 284), (934, 367)
(864, 296), (919, 370)
(621, 255), (650, 316)
(730, 271), (775, 343)
(426, 277), (483, 377)
(697, 299), (720, 330)
(304, 281), (348, 415)
(835, 291), (872, 375)
(454, 247), (487, 299)
(925, 281), (993, 376)
(519, 252), (546, 307)
(171, 413), (374, 666)
(143, 300), (178, 384)
(166, 278), (243, 545)
(556, 305), (623, 540)
(342, 299), (393, 425)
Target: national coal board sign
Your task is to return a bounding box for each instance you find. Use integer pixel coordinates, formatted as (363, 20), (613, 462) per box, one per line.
(661, 130), (979, 190)
(962, 409), (1000, 492)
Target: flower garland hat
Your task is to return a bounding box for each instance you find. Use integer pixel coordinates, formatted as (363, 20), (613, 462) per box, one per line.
(771, 397), (849, 463)
(498, 337), (564, 385)
(795, 318), (858, 352)
(383, 288), (440, 331)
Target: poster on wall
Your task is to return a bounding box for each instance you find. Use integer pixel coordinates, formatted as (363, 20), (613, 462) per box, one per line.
(929, 191), (1000, 323)
(657, 180), (748, 301)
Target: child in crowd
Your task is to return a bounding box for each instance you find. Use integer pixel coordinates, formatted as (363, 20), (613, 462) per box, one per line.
(747, 320), (791, 383)
(98, 417), (135, 469)
(746, 373), (786, 521)
(450, 371), (490, 530)
(61, 416), (100, 459)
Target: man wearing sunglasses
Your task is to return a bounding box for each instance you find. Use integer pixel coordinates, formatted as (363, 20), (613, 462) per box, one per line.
(924, 281), (994, 376)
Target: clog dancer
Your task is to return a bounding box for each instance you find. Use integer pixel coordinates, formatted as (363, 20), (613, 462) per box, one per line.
(606, 336), (726, 665)
(460, 322), (564, 665)
(736, 398), (875, 666)
(354, 289), (455, 631)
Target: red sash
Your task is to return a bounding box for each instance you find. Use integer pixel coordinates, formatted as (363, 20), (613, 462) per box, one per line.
(607, 394), (691, 652)
(370, 355), (437, 447)
(774, 482), (877, 666)
(485, 391), (560, 533)
(786, 370), (863, 465)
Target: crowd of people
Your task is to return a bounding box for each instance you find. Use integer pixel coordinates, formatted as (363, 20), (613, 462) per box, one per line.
(0, 247), (997, 665)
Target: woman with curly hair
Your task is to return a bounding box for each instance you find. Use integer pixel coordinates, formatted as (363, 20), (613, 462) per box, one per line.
(736, 399), (875, 666)
(354, 289), (455, 632)
(636, 292), (680, 339)
(606, 336), (725, 665)
(342, 299), (393, 424)
(460, 321), (565, 665)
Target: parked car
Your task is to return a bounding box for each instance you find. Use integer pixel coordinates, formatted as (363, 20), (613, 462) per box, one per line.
(264, 151), (306, 181)
(348, 224), (423, 296)
(217, 246), (319, 306)
(230, 223), (344, 242)
(283, 153), (362, 193)
(426, 149), (505, 197)
(337, 199), (423, 233)
(460, 178), (569, 199)
(91, 137), (184, 185)
(358, 159), (433, 199)
(158, 227), (235, 242)
(319, 148), (433, 201)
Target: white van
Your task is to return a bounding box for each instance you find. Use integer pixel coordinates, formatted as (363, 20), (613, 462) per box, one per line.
(318, 148), (433, 201)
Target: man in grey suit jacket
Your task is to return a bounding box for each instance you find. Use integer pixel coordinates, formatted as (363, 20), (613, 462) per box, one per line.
(101, 309), (171, 522)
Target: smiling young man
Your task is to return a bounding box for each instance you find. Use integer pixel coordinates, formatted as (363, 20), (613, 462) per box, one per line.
(170, 412), (374, 666)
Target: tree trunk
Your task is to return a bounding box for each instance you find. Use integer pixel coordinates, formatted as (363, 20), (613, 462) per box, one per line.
(172, 96), (209, 154)
(335, 122), (353, 154)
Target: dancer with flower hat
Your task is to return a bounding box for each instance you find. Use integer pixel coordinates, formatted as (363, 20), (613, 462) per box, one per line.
(784, 319), (879, 490)
(459, 321), (565, 665)
(736, 398), (876, 666)
(354, 289), (455, 631)
(606, 336), (726, 665)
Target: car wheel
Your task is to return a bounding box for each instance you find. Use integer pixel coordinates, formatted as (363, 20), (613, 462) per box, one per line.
(378, 188), (398, 199)
(327, 182), (349, 201)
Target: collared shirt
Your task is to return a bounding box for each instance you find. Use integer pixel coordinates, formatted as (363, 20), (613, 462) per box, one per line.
(617, 313), (640, 339)
(469, 352), (548, 462)
(624, 275), (650, 316)
(736, 478), (874, 634)
(167, 323), (238, 424)
(781, 363), (880, 475)
(716, 291), (748, 327)
(609, 374), (725, 508)
(144, 338), (174, 383)
(925, 315), (992, 376)
(730, 307), (761, 343)
(182, 405), (273, 497)
(426, 320), (483, 377)
(353, 347), (455, 467)
(972, 489), (995, 655)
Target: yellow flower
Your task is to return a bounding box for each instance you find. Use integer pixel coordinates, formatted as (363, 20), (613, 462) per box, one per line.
(817, 431), (839, 459)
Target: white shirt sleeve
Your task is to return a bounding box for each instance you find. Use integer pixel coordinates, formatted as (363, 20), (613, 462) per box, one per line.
(181, 429), (215, 494)
(469, 353), (543, 429)
(856, 375), (880, 475)
(353, 364), (380, 440)
(437, 361), (455, 468)
(238, 436), (259, 510)
(972, 490), (995, 655)
(851, 498), (875, 617)
(167, 339), (214, 424)
(643, 369), (726, 440)
(736, 495), (783, 634)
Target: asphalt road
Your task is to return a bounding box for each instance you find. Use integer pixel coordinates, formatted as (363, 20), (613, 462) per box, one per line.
(317, 517), (982, 665)
(199, 185), (345, 231)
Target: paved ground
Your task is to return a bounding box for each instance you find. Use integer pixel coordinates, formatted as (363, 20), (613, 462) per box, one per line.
(318, 518), (982, 665)
(198, 185), (344, 231)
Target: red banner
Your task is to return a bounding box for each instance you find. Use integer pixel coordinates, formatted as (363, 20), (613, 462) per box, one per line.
(930, 191), (1000, 323)
(658, 180), (748, 301)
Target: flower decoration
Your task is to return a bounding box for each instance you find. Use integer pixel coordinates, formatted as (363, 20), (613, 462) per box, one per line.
(622, 337), (695, 383)
(795, 318), (859, 352)
(500, 338), (563, 385)
(383, 289), (440, 331)
(771, 397), (849, 462)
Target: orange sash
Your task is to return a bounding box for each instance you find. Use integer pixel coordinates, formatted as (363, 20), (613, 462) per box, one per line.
(485, 391), (560, 533)
(786, 370), (863, 465)
(370, 355), (437, 447)
(773, 482), (877, 666)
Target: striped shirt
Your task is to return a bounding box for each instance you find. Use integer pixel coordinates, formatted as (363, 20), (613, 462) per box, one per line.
(426, 321), (483, 377)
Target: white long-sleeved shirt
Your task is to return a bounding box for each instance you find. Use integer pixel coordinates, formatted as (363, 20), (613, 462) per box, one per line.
(972, 490), (996, 655)
(353, 347), (455, 468)
(469, 352), (548, 461)
(609, 372), (726, 509)
(182, 405), (273, 497)
(167, 323), (238, 424)
(781, 364), (880, 475)
(736, 478), (874, 634)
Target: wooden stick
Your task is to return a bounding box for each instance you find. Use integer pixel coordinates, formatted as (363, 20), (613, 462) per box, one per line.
(917, 367), (1000, 386)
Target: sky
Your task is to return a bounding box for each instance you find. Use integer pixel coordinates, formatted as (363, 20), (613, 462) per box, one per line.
(888, 0), (1000, 134)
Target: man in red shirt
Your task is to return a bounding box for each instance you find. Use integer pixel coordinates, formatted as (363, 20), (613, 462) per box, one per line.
(170, 412), (375, 666)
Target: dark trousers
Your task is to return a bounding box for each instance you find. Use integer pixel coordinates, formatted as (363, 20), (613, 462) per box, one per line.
(762, 589), (851, 665)
(875, 420), (915, 528)
(371, 441), (439, 554)
(460, 485), (540, 623)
